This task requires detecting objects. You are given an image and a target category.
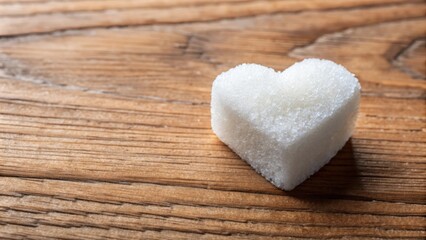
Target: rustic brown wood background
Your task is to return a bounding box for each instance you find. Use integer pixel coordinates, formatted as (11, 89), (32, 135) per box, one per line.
(0, 0), (425, 239)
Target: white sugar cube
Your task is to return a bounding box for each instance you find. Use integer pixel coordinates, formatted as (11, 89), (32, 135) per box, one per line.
(211, 59), (361, 190)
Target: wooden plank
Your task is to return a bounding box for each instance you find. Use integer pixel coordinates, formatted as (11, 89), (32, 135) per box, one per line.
(0, 0), (424, 36)
(0, 0), (425, 239)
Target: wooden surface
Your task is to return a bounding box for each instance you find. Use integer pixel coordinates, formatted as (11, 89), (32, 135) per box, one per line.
(0, 0), (425, 239)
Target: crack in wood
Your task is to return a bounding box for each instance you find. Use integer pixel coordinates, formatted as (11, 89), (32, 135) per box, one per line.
(392, 38), (426, 79)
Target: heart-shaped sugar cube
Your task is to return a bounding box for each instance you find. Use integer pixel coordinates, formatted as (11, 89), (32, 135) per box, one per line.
(211, 58), (361, 190)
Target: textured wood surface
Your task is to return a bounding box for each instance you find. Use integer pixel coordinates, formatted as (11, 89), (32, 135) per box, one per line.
(0, 0), (425, 239)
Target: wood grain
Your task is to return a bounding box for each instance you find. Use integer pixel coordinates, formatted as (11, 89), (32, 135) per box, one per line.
(0, 0), (425, 239)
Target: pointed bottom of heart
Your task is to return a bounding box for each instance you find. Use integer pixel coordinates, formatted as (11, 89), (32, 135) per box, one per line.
(214, 93), (356, 191)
